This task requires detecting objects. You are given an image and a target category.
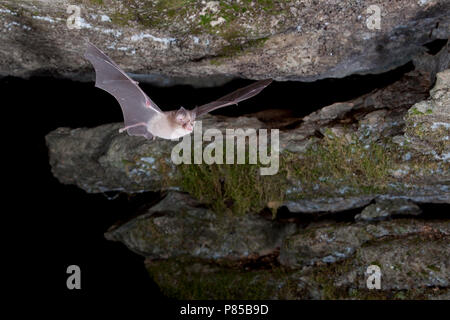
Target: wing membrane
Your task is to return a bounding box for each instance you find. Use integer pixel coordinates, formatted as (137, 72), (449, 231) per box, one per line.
(84, 42), (161, 138)
(194, 79), (272, 117)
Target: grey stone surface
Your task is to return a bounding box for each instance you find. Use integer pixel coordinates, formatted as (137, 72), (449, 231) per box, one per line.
(279, 219), (449, 269)
(355, 198), (422, 222)
(404, 69), (450, 162)
(0, 0), (448, 84)
(105, 191), (298, 260)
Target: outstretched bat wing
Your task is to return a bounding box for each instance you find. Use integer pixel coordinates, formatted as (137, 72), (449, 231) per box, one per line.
(84, 42), (162, 138)
(194, 79), (272, 117)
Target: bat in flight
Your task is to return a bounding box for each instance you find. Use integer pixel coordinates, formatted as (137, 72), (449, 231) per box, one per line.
(84, 42), (272, 140)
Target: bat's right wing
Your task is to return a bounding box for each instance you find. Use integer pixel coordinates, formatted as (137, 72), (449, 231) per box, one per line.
(194, 79), (272, 118)
(84, 42), (162, 139)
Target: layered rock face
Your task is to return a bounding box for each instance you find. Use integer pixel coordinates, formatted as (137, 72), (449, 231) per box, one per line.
(46, 65), (450, 299)
(0, 0), (449, 84)
(13, 0), (447, 300)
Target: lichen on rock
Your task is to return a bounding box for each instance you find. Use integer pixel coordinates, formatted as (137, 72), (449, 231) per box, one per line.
(1, 0), (449, 84)
(404, 69), (450, 162)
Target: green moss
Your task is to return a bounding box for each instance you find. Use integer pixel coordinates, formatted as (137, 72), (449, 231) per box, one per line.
(209, 58), (223, 66)
(285, 132), (393, 197)
(146, 257), (292, 299)
(369, 261), (381, 268)
(134, 130), (407, 214)
(130, 127), (444, 215)
(409, 107), (424, 116)
(309, 257), (438, 300)
(89, 0), (104, 5)
(155, 0), (193, 14)
(427, 265), (440, 272)
(1, 2), (25, 16)
(110, 11), (135, 26)
(121, 159), (135, 166)
(408, 122), (427, 139)
(146, 253), (447, 299)
(405, 111), (450, 157)
(199, 14), (213, 26)
(217, 36), (269, 57)
(311, 259), (356, 299)
(103, 0), (282, 55)
(178, 159), (288, 216)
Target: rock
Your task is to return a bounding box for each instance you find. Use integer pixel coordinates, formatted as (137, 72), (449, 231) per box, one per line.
(143, 218), (449, 299)
(46, 114), (265, 193)
(404, 69), (450, 161)
(332, 235), (449, 291)
(355, 198), (422, 222)
(44, 63), (450, 299)
(390, 165), (411, 178)
(284, 196), (374, 214)
(105, 191), (298, 260)
(46, 69), (450, 211)
(279, 219), (449, 268)
(413, 39), (450, 83)
(46, 123), (178, 193)
(0, 0), (449, 83)
(302, 102), (355, 126)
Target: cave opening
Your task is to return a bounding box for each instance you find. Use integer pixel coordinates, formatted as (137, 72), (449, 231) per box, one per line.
(6, 57), (443, 299)
(3, 59), (416, 132)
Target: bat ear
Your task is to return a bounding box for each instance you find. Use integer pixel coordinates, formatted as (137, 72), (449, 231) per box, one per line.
(176, 107), (187, 120)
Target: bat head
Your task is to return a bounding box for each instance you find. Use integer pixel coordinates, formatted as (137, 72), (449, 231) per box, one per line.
(175, 107), (195, 132)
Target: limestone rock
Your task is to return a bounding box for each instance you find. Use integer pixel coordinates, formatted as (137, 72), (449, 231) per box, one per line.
(279, 219), (449, 268)
(355, 199), (422, 222)
(105, 191), (298, 260)
(0, 0), (448, 84)
(404, 69), (450, 161)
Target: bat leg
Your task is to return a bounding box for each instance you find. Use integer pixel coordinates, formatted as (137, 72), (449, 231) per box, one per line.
(119, 122), (147, 133)
(143, 132), (154, 140)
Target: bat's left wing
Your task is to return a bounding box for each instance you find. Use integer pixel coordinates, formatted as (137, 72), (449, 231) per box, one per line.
(84, 42), (162, 139)
(194, 79), (272, 117)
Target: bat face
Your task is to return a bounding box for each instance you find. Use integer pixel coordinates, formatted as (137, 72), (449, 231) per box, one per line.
(175, 107), (195, 132)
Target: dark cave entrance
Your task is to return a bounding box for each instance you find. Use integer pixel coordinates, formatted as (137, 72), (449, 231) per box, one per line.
(6, 40), (448, 298)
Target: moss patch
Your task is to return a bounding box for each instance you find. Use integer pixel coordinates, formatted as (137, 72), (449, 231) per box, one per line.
(146, 257), (297, 299)
(100, 0), (291, 58)
(146, 255), (447, 299)
(216, 36), (269, 58)
(125, 127), (444, 215)
(174, 131), (395, 214)
(89, 0), (104, 5)
(178, 160), (288, 216)
(285, 131), (394, 197)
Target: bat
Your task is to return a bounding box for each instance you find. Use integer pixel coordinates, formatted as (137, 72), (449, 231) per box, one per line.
(84, 42), (272, 140)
